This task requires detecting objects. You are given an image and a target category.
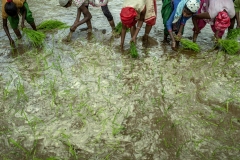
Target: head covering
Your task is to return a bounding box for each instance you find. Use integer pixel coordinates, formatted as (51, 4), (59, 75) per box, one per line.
(173, 0), (200, 23)
(59, 0), (69, 7)
(120, 7), (138, 28)
(186, 0), (200, 13)
(215, 11), (230, 31)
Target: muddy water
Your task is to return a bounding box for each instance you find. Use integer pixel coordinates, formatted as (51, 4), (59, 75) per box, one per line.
(0, 0), (240, 159)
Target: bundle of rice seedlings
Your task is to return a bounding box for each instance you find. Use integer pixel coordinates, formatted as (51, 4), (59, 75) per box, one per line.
(130, 42), (138, 58)
(218, 39), (240, 55)
(226, 28), (240, 40)
(180, 38), (200, 52)
(22, 28), (46, 46)
(37, 20), (69, 31)
(114, 22), (130, 34)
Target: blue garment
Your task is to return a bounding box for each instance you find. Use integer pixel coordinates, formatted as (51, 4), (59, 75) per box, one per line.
(166, 0), (190, 31)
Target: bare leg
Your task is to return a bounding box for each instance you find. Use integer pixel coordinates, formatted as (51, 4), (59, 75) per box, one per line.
(86, 20), (92, 33)
(30, 22), (37, 31)
(108, 20), (115, 31)
(142, 25), (152, 46)
(130, 26), (136, 38)
(236, 12), (240, 28)
(13, 29), (22, 39)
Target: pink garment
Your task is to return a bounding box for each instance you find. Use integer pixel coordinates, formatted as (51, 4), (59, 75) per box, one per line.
(193, 0), (227, 37)
(208, 0), (235, 19)
(195, 19), (225, 38)
(215, 11), (231, 31)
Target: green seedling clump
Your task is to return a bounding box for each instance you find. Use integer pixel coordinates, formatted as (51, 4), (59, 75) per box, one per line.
(130, 42), (138, 58)
(37, 20), (69, 31)
(180, 38), (200, 52)
(23, 28), (46, 46)
(226, 28), (240, 40)
(218, 39), (240, 55)
(114, 22), (130, 34)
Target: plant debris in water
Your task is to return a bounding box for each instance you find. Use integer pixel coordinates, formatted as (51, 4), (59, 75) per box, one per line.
(37, 20), (69, 31)
(226, 28), (240, 40)
(180, 38), (200, 52)
(114, 22), (130, 34)
(23, 28), (46, 46)
(218, 39), (240, 55)
(130, 42), (138, 58)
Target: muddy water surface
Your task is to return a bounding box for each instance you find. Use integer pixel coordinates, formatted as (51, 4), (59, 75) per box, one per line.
(0, 0), (240, 159)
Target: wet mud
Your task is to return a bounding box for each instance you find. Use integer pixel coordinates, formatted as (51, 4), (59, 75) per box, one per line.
(0, 0), (240, 160)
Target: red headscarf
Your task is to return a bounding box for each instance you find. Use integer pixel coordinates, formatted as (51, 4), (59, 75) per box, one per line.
(120, 7), (137, 28)
(215, 11), (230, 31)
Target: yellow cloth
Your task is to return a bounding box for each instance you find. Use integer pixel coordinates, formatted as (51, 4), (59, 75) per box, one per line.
(122, 0), (156, 24)
(145, 0), (156, 24)
(122, 0), (145, 19)
(2, 0), (25, 19)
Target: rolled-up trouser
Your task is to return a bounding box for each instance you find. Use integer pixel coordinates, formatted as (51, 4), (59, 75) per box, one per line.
(101, 5), (113, 21)
(7, 2), (34, 29)
(85, 4), (113, 21)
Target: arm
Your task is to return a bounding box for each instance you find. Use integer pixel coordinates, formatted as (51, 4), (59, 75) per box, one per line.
(131, 7), (146, 43)
(192, 15), (199, 33)
(70, 4), (92, 32)
(176, 17), (191, 39)
(120, 24), (127, 49)
(3, 18), (15, 47)
(20, 5), (27, 29)
(166, 10), (176, 47)
(176, 24), (184, 40)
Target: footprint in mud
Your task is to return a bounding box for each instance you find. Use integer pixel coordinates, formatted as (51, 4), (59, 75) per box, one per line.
(142, 36), (158, 48)
(80, 27), (106, 34)
(9, 43), (28, 58)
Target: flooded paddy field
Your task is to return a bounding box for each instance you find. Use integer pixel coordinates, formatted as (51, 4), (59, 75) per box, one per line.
(0, 0), (240, 159)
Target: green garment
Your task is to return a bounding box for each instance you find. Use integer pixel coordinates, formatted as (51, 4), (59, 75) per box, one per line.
(235, 0), (240, 12)
(8, 2), (34, 30)
(161, 0), (173, 35)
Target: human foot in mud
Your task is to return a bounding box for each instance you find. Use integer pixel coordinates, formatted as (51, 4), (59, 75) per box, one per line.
(62, 31), (73, 42)
(112, 30), (120, 38)
(87, 32), (93, 41)
(142, 34), (149, 47)
(171, 41), (178, 51)
(162, 34), (170, 43)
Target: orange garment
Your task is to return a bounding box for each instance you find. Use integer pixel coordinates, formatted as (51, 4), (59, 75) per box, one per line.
(2, 0), (25, 19)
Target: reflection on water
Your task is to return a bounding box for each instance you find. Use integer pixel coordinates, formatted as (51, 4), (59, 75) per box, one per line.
(0, 0), (239, 160)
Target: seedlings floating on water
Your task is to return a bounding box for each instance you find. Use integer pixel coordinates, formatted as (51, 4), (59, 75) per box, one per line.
(180, 38), (200, 52)
(37, 20), (69, 31)
(22, 28), (46, 46)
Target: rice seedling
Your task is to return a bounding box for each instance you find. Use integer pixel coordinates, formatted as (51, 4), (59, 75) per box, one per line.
(9, 138), (31, 157)
(114, 22), (130, 34)
(180, 38), (200, 52)
(22, 28), (46, 46)
(37, 20), (69, 31)
(217, 39), (240, 55)
(226, 28), (240, 40)
(60, 133), (78, 160)
(16, 79), (28, 103)
(130, 42), (138, 58)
